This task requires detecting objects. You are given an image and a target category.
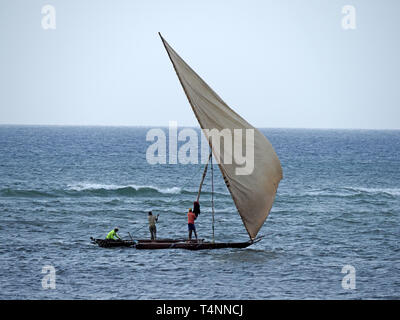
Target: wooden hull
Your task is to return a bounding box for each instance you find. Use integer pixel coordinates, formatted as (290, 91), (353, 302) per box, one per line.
(135, 240), (253, 250)
(90, 237), (135, 248)
(90, 237), (202, 248)
(90, 237), (258, 250)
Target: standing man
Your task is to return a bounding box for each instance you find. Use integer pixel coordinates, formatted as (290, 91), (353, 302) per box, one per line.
(148, 211), (159, 241)
(187, 208), (198, 241)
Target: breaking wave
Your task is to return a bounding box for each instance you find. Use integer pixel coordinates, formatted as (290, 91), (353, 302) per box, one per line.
(0, 182), (232, 199)
(66, 183), (230, 197)
(287, 186), (400, 198)
(0, 183), (183, 198)
(343, 187), (400, 197)
(67, 183), (182, 195)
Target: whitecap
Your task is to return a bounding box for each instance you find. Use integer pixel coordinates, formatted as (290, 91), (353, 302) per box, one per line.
(344, 186), (400, 197)
(66, 182), (182, 194)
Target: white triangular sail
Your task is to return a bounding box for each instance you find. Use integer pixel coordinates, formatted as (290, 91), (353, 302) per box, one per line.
(160, 33), (282, 239)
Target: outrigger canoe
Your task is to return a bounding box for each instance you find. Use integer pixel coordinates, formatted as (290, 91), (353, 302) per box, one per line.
(90, 237), (262, 250)
(91, 34), (282, 251)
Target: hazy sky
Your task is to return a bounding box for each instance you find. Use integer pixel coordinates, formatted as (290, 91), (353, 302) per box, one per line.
(0, 0), (399, 129)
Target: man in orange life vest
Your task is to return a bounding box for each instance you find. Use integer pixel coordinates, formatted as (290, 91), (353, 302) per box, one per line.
(187, 208), (198, 240)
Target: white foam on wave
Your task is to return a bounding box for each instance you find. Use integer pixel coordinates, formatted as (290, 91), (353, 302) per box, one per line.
(285, 186), (400, 197)
(345, 187), (400, 196)
(155, 186), (182, 194)
(67, 183), (120, 191)
(66, 183), (182, 194)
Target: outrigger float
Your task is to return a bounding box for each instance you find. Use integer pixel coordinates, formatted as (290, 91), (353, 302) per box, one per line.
(91, 34), (282, 251)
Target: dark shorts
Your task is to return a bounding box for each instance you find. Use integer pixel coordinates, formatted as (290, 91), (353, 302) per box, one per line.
(188, 223), (196, 231)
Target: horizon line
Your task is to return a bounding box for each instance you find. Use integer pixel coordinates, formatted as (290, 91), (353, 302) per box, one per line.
(0, 123), (399, 131)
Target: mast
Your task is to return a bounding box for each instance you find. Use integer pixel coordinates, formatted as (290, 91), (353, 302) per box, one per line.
(211, 151), (215, 243)
(196, 150), (215, 242)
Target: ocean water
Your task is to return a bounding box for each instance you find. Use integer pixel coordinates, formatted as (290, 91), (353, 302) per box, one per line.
(0, 125), (399, 299)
